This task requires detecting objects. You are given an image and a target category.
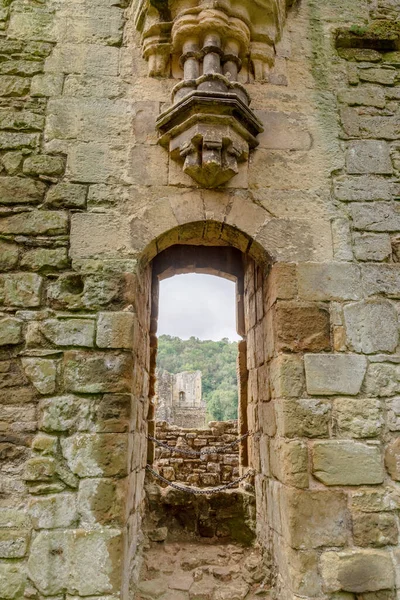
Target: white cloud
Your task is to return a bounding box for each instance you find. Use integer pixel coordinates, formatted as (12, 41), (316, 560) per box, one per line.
(157, 273), (240, 341)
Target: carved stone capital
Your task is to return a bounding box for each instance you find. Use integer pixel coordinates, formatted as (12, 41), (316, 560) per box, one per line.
(133, 0), (293, 186)
(157, 91), (263, 188)
(133, 0), (292, 80)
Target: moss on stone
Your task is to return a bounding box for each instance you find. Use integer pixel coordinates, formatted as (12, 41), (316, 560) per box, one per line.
(336, 20), (400, 51)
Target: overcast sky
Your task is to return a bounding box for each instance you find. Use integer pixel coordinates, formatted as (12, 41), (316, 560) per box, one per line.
(157, 274), (241, 341)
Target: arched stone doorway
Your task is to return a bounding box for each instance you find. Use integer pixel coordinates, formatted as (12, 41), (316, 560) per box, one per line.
(123, 219), (335, 599)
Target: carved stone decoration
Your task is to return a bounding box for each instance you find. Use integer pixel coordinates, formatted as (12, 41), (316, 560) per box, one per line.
(132, 0), (293, 186)
(157, 88), (263, 188)
(133, 0), (293, 81)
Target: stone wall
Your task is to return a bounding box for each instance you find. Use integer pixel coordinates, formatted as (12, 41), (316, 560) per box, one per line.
(154, 420), (239, 487)
(0, 0), (400, 598)
(155, 368), (206, 428)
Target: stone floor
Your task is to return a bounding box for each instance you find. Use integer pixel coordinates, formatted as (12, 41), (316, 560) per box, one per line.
(133, 483), (271, 600)
(134, 540), (270, 600)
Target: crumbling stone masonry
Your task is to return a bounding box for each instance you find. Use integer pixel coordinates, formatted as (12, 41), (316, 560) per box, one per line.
(155, 369), (206, 428)
(153, 420), (239, 487)
(1, 0), (400, 598)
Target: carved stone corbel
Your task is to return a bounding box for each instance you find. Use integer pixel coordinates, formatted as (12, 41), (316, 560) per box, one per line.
(133, 0), (292, 187)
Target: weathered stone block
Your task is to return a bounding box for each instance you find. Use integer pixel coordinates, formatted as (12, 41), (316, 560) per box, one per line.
(0, 110), (44, 131)
(0, 317), (22, 345)
(68, 142), (128, 183)
(352, 512), (398, 547)
(39, 394), (92, 433)
(129, 145), (168, 186)
(0, 563), (26, 599)
(312, 441), (384, 485)
(305, 354), (367, 396)
(255, 217), (315, 262)
(279, 544), (323, 596)
(0, 176), (47, 204)
(0, 132), (39, 150)
(47, 97), (132, 143)
(94, 394), (130, 433)
(270, 439), (308, 488)
(24, 457), (56, 482)
(96, 311), (135, 349)
(333, 175), (392, 201)
(275, 398), (330, 438)
(23, 154), (65, 177)
(78, 478), (125, 527)
(298, 263), (361, 301)
(61, 433), (128, 477)
(347, 141), (393, 175)
(274, 302), (331, 352)
(269, 354), (304, 398)
(385, 437), (400, 481)
(362, 265), (400, 298)
(0, 210), (68, 235)
(31, 433), (58, 456)
(334, 398), (383, 438)
(41, 318), (95, 347)
(29, 494), (77, 529)
(2, 273), (43, 307)
(387, 397), (400, 430)
(338, 86), (386, 108)
(0, 75), (30, 97)
(320, 550), (395, 593)
(364, 363), (400, 397)
(64, 351), (133, 393)
(27, 531), (70, 595)
(31, 73), (64, 97)
(1, 151), (24, 176)
(352, 202), (400, 231)
(256, 111), (312, 150)
(70, 212), (132, 259)
(266, 263), (297, 306)
(353, 232), (392, 261)
(8, 12), (56, 42)
(0, 240), (19, 270)
(21, 248), (68, 271)
(281, 488), (348, 549)
(71, 529), (123, 595)
(343, 300), (398, 353)
(45, 182), (87, 208)
(0, 529), (30, 558)
(22, 357), (57, 394)
(45, 44), (120, 76)
(351, 489), (400, 513)
(359, 67), (396, 85)
(0, 509), (30, 529)
(57, 10), (124, 46)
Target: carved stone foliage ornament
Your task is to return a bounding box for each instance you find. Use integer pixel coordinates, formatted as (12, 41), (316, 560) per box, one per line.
(134, 0), (293, 187)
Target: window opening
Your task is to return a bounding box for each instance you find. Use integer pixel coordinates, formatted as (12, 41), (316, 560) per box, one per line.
(153, 272), (242, 489)
(148, 246), (250, 490)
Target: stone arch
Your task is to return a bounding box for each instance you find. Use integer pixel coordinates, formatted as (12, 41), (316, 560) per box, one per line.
(123, 215), (339, 599)
(124, 218), (282, 595)
(127, 191), (325, 265)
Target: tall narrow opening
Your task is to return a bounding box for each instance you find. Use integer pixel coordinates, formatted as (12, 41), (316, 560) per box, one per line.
(129, 241), (272, 599)
(154, 271), (242, 485)
(148, 246), (249, 476)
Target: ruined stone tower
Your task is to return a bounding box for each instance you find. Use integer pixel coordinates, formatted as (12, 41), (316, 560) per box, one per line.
(155, 369), (206, 427)
(0, 0), (400, 597)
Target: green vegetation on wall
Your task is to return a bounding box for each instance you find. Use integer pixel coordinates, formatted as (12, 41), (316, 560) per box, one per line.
(156, 335), (239, 421)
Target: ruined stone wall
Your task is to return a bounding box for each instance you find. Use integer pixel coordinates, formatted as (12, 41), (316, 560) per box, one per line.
(155, 368), (206, 428)
(0, 0), (400, 598)
(154, 420), (239, 487)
